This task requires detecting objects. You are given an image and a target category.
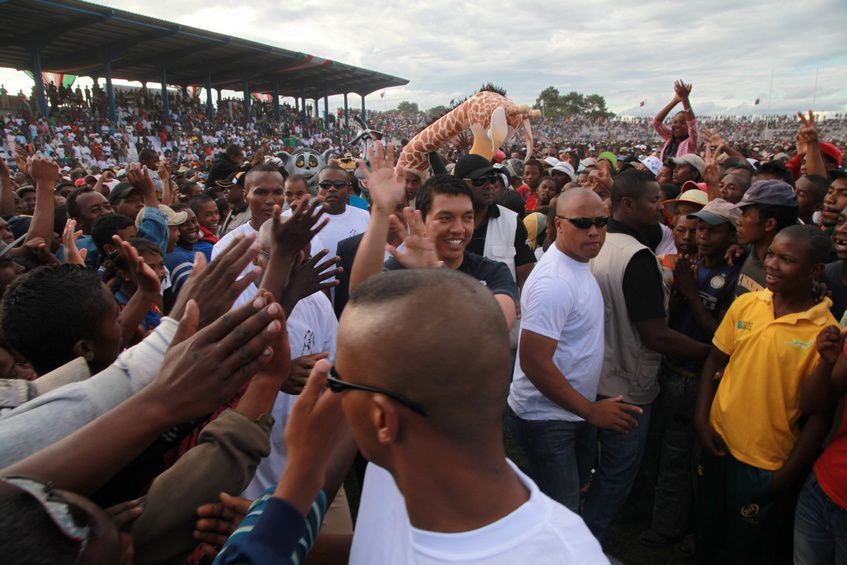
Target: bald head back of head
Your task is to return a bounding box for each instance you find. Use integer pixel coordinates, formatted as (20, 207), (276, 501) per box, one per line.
(338, 269), (511, 443)
(556, 186), (603, 216)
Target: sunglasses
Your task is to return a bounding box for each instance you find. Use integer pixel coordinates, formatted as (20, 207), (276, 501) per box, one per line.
(328, 366), (427, 416)
(2, 476), (92, 556)
(557, 215), (610, 229)
(318, 180), (351, 190)
(463, 174), (498, 187)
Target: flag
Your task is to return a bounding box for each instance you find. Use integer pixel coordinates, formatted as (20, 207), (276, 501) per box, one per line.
(251, 93), (271, 103)
(25, 71), (76, 89)
(639, 100), (645, 107)
(754, 98), (761, 105)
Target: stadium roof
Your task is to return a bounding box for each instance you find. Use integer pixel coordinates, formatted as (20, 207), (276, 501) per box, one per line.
(0, 0), (409, 99)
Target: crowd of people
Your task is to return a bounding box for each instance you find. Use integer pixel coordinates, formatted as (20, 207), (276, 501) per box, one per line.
(0, 76), (845, 565)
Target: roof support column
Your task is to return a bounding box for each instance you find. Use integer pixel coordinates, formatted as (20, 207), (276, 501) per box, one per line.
(313, 98), (319, 120)
(30, 48), (48, 117)
(343, 93), (349, 127)
(273, 84), (281, 124)
(242, 78), (250, 123)
(323, 95), (329, 126)
(361, 93), (366, 122)
(104, 59), (116, 124)
(300, 95), (306, 122)
(160, 67), (169, 120)
(205, 72), (214, 121)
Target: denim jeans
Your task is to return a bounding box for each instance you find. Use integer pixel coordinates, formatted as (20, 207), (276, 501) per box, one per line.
(509, 411), (595, 512)
(649, 365), (699, 538)
(794, 472), (847, 565)
(581, 401), (653, 543)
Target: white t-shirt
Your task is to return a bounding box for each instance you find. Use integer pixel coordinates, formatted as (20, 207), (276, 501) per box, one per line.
(242, 291), (337, 500)
(655, 223), (676, 256)
(351, 461), (608, 565)
(508, 244), (605, 422)
(211, 221), (258, 281)
(318, 205), (370, 258)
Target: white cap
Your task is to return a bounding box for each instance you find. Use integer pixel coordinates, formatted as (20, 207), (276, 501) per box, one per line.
(639, 155), (662, 178)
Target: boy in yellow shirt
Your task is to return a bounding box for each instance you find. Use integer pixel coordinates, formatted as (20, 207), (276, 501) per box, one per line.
(693, 225), (837, 564)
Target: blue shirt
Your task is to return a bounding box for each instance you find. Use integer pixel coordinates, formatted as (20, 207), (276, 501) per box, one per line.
(164, 245), (196, 299)
(113, 289), (161, 332)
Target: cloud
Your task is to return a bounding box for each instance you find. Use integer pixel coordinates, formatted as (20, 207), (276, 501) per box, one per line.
(6, 0), (847, 116)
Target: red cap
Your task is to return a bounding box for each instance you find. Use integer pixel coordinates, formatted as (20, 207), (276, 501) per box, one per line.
(820, 142), (843, 167)
(73, 178), (86, 187)
(492, 150), (506, 164)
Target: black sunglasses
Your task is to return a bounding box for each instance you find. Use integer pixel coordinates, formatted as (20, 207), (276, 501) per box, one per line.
(318, 180), (351, 190)
(557, 215), (610, 229)
(328, 366), (427, 416)
(463, 174), (498, 187)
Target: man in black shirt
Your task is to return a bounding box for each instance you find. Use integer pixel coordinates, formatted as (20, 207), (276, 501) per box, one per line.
(207, 144), (244, 187)
(349, 145), (517, 327)
(454, 155), (536, 287)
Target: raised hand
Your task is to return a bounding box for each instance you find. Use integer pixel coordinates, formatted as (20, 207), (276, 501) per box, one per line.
(194, 493), (253, 558)
(358, 142), (405, 213)
(388, 207), (442, 269)
(703, 144), (720, 195)
(126, 163), (157, 203)
(22, 237), (58, 265)
(674, 80), (692, 101)
(270, 197), (328, 257)
(796, 110), (819, 148)
(113, 235), (161, 296)
(815, 325), (846, 366)
(170, 234), (263, 332)
(588, 160), (613, 199)
(26, 156), (59, 188)
(275, 358), (348, 515)
(281, 249), (341, 310)
(62, 218), (87, 266)
(146, 294), (284, 420)
(282, 352), (329, 395)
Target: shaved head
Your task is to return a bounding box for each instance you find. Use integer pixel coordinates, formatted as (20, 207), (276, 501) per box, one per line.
(337, 269), (510, 443)
(556, 186), (604, 215)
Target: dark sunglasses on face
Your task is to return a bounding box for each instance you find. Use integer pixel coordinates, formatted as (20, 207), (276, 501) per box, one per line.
(328, 366), (427, 417)
(318, 180), (350, 190)
(464, 175), (498, 187)
(557, 215), (610, 229)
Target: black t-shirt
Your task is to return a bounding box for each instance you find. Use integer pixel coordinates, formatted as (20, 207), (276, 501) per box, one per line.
(496, 190), (526, 219)
(384, 251), (519, 304)
(607, 219), (667, 322)
(466, 203), (536, 268)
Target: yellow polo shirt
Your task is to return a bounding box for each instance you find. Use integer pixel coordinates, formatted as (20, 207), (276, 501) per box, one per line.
(710, 290), (836, 471)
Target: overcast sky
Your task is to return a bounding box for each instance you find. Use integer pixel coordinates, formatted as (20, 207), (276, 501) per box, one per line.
(2, 0), (846, 116)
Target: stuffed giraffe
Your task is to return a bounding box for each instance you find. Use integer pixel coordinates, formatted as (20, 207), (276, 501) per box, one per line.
(395, 91), (539, 180)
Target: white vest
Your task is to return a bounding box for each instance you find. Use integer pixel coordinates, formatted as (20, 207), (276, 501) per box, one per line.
(483, 205), (518, 281)
(589, 232), (668, 405)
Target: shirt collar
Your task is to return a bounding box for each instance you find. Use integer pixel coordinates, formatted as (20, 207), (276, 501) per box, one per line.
(607, 218), (648, 245)
(753, 290), (834, 325)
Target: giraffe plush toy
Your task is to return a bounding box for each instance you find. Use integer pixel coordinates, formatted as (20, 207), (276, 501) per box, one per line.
(395, 90), (540, 180)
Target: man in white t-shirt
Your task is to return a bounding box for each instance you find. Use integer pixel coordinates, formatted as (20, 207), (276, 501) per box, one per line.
(334, 268), (607, 564)
(508, 188), (643, 513)
(315, 164), (370, 258)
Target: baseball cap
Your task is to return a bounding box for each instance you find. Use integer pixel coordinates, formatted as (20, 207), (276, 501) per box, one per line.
(135, 204), (188, 229)
(820, 142), (843, 167)
(681, 180), (708, 193)
(670, 154), (705, 176)
(453, 154), (495, 180)
(830, 169), (847, 180)
(579, 157), (599, 171)
(543, 156), (560, 169)
(551, 162), (576, 182)
(639, 156), (662, 178)
(108, 182), (141, 204)
(662, 188), (708, 217)
(688, 198), (740, 226)
(733, 179), (798, 209)
(598, 151), (618, 170)
(73, 178), (87, 188)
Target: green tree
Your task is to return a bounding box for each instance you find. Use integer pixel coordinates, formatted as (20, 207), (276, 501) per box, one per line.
(396, 101), (419, 115)
(584, 94), (614, 118)
(535, 86), (563, 116)
(427, 105), (449, 118)
(532, 88), (614, 118)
